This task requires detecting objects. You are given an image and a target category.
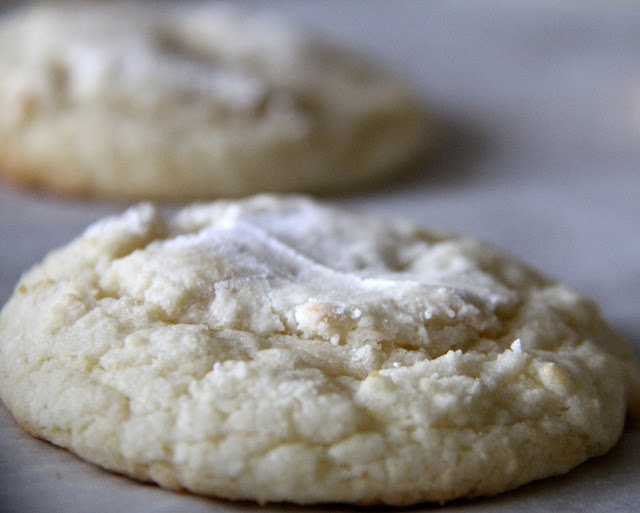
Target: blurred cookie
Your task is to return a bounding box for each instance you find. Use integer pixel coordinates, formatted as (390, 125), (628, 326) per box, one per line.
(1, 195), (638, 504)
(0, 3), (430, 199)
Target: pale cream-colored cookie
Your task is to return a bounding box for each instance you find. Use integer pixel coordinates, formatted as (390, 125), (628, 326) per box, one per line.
(1, 195), (638, 505)
(0, 3), (429, 200)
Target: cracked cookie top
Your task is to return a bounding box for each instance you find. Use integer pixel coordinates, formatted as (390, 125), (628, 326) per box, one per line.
(1, 195), (638, 505)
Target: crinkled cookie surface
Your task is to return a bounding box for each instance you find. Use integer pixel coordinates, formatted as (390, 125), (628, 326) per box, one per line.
(0, 3), (429, 200)
(1, 195), (638, 505)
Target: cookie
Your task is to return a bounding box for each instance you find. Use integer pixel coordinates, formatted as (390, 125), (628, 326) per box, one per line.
(1, 195), (638, 505)
(0, 3), (429, 200)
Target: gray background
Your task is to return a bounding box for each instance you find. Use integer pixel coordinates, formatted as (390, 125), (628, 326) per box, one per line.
(1, 1), (639, 512)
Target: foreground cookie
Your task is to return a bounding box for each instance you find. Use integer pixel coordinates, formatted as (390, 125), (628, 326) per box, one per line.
(1, 196), (639, 505)
(0, 3), (429, 200)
